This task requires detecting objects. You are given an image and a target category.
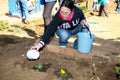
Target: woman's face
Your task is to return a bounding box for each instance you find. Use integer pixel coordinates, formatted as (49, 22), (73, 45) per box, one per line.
(60, 6), (71, 19)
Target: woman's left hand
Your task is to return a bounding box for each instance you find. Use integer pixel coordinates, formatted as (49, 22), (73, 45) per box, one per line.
(80, 19), (88, 28)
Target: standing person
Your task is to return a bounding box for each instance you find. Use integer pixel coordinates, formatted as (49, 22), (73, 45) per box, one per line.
(115, 0), (120, 13)
(30, 0), (88, 51)
(92, 0), (99, 12)
(98, 0), (109, 17)
(86, 0), (88, 10)
(43, 0), (57, 32)
(27, 0), (35, 14)
(17, 0), (30, 24)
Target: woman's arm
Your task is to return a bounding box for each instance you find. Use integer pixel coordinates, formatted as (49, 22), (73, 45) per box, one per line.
(76, 7), (88, 27)
(31, 13), (61, 50)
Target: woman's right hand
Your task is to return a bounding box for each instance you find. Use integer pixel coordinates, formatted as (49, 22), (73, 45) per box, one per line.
(31, 43), (43, 51)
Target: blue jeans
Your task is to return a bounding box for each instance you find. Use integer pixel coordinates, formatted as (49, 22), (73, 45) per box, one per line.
(17, 0), (29, 19)
(28, 7), (35, 14)
(56, 24), (88, 46)
(93, 3), (99, 11)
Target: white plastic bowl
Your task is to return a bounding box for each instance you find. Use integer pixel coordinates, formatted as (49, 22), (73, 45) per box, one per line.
(26, 50), (40, 60)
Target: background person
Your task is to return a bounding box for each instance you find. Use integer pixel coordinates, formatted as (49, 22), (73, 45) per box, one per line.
(115, 0), (120, 13)
(92, 0), (99, 12)
(43, 0), (57, 32)
(27, 0), (35, 14)
(17, 0), (30, 24)
(98, 0), (109, 17)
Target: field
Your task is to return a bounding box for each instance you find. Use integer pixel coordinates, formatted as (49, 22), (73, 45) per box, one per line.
(0, 0), (120, 80)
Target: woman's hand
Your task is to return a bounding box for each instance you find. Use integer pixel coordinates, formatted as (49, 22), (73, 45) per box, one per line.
(31, 43), (43, 51)
(31, 40), (45, 51)
(80, 19), (88, 28)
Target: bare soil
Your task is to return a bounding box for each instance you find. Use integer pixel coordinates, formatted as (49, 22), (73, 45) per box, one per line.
(0, 0), (120, 80)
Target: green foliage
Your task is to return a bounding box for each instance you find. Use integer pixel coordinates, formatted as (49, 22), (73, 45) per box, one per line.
(115, 66), (120, 74)
(0, 20), (9, 31)
(115, 58), (120, 75)
(77, 5), (87, 12)
(34, 64), (43, 70)
(76, 0), (86, 3)
(118, 58), (120, 64)
(80, 0), (86, 3)
(76, 2), (87, 12)
(13, 27), (25, 34)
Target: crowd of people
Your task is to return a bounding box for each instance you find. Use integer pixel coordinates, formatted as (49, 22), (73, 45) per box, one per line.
(16, 0), (120, 25)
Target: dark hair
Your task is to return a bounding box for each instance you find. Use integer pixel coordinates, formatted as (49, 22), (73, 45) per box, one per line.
(60, 0), (74, 11)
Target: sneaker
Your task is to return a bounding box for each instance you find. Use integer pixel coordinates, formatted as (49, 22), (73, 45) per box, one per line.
(22, 19), (30, 24)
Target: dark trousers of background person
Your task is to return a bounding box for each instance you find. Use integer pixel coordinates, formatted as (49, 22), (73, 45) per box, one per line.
(115, 1), (120, 11)
(98, 4), (108, 17)
(86, 0), (88, 9)
(43, 1), (56, 32)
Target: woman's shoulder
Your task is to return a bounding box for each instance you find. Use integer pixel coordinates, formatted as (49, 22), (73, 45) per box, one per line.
(52, 12), (61, 21)
(74, 6), (82, 12)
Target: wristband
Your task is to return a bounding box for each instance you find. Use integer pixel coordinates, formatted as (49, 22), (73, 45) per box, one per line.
(39, 41), (45, 47)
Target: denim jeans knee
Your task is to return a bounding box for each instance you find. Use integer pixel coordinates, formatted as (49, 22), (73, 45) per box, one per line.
(56, 25), (89, 47)
(56, 29), (70, 46)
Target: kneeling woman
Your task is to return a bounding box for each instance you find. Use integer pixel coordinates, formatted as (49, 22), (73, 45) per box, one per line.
(31, 0), (88, 50)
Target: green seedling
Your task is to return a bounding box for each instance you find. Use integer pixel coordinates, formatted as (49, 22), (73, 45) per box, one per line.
(115, 66), (120, 75)
(118, 57), (120, 64)
(34, 64), (43, 71)
(115, 57), (120, 79)
(91, 64), (100, 80)
(115, 64), (120, 79)
(90, 73), (100, 80)
(33, 63), (51, 72)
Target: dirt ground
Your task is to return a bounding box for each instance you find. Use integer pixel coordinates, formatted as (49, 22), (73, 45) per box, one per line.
(0, 0), (120, 80)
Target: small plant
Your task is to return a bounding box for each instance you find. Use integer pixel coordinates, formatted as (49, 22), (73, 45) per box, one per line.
(57, 69), (67, 77)
(55, 69), (73, 80)
(0, 20), (9, 31)
(115, 65), (120, 79)
(80, 6), (87, 12)
(115, 57), (120, 79)
(33, 63), (51, 72)
(90, 73), (100, 80)
(91, 64), (100, 80)
(34, 64), (43, 71)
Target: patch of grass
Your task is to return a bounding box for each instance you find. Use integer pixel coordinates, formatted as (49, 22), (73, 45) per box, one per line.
(8, 25), (27, 34)
(13, 27), (26, 34)
(78, 0), (86, 3)
(0, 20), (9, 31)
(81, 6), (87, 12)
(77, 5), (87, 12)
